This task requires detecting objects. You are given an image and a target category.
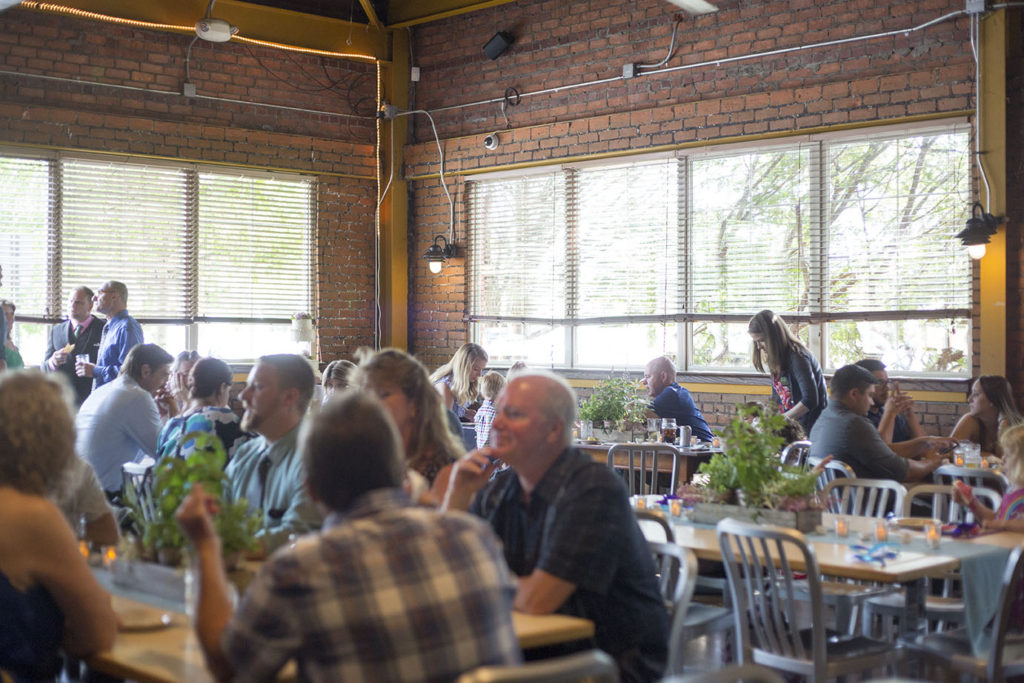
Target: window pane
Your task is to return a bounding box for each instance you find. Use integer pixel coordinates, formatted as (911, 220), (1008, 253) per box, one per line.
(576, 324), (678, 368)
(198, 322), (297, 361)
(62, 159), (191, 318)
(11, 321), (47, 368)
(198, 172), (314, 320)
(827, 318), (969, 373)
(691, 147), (812, 315)
(0, 157), (52, 317)
(469, 173), (568, 320)
(826, 132), (971, 312)
(473, 321), (566, 367)
(142, 324), (188, 358)
(575, 159), (681, 318)
(691, 321), (752, 369)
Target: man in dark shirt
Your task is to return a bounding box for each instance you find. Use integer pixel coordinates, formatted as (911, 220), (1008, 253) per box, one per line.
(642, 355), (714, 442)
(855, 358), (925, 445)
(43, 286), (104, 405)
(444, 371), (669, 682)
(808, 364), (953, 482)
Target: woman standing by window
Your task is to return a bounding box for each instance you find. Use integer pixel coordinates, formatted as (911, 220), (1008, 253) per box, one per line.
(429, 343), (488, 421)
(748, 309), (827, 433)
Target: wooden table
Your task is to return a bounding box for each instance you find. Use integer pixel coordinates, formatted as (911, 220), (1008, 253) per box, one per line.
(579, 441), (718, 487)
(89, 594), (595, 683)
(671, 521), (961, 636)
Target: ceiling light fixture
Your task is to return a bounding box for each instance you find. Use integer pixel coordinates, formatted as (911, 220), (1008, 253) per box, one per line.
(665, 0), (719, 15)
(423, 235), (456, 274)
(955, 202), (1001, 260)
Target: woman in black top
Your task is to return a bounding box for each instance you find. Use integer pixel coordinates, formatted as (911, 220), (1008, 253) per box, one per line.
(748, 309), (828, 433)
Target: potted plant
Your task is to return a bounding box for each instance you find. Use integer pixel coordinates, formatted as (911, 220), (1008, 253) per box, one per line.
(579, 376), (647, 441)
(125, 432), (262, 568)
(691, 403), (822, 531)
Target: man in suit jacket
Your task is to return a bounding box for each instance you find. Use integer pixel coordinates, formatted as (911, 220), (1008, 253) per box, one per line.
(43, 286), (103, 405)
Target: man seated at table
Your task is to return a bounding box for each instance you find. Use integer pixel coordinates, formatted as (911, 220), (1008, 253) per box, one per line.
(224, 354), (322, 554)
(643, 355), (714, 442)
(75, 343), (175, 496)
(809, 364), (954, 482)
(854, 358), (926, 445)
(177, 390), (521, 682)
(443, 371), (669, 682)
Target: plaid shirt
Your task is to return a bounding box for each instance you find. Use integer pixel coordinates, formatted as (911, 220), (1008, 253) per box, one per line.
(474, 399), (497, 448)
(222, 488), (521, 682)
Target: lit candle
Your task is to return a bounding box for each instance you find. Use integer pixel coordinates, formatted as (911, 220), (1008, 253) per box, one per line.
(712, 437), (721, 448)
(671, 501), (682, 518)
(955, 455), (964, 467)
(926, 523), (941, 548)
(835, 517), (849, 537)
(874, 521), (888, 543)
(103, 546), (117, 568)
(981, 458), (989, 469)
(635, 497), (647, 510)
(78, 540), (90, 559)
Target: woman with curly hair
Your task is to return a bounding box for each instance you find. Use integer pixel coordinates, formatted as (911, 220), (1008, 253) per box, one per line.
(355, 349), (465, 503)
(0, 371), (117, 679)
(430, 343), (488, 421)
(748, 309), (827, 433)
(951, 375), (1024, 460)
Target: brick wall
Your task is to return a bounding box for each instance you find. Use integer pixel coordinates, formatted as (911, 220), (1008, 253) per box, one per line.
(0, 7), (379, 363)
(403, 0), (990, 431)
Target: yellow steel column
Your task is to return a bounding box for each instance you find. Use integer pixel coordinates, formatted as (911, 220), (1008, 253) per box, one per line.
(378, 29), (410, 349)
(978, 10), (1007, 375)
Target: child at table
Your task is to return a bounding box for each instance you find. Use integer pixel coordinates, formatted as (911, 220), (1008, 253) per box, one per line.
(474, 371), (506, 449)
(954, 424), (1024, 532)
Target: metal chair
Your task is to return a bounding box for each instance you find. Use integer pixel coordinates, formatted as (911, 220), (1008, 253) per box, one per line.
(861, 484), (1003, 637)
(636, 508), (675, 543)
(779, 440), (812, 469)
(933, 464), (1009, 496)
(808, 456), (855, 493)
(658, 542), (735, 676)
(455, 649), (618, 682)
(907, 545), (1024, 682)
(608, 443), (680, 496)
(121, 459), (156, 521)
(717, 518), (900, 680)
(821, 478), (907, 517)
(662, 663), (786, 683)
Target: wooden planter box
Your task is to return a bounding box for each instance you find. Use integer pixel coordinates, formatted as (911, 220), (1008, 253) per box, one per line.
(693, 502), (822, 533)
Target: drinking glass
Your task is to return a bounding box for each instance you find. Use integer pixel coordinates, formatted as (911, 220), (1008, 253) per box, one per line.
(646, 418), (660, 442)
(660, 418), (677, 444)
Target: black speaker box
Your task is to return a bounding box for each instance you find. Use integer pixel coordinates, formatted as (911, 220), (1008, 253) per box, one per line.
(483, 31), (514, 60)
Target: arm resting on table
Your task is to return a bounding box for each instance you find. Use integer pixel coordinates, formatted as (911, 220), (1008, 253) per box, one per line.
(515, 569), (577, 615)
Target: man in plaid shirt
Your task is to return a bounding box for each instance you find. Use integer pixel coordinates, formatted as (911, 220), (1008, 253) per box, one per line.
(178, 391), (521, 682)
(444, 371), (669, 682)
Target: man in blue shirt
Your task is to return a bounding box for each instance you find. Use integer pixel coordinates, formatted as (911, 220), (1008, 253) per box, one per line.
(643, 355), (714, 442)
(77, 280), (144, 389)
(855, 358), (925, 445)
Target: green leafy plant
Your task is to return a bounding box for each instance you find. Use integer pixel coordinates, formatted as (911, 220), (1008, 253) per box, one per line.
(125, 432), (262, 565)
(697, 403), (819, 509)
(579, 376), (646, 426)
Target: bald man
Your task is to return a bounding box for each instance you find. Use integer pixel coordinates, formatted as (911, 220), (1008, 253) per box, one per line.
(642, 356), (713, 442)
(443, 372), (668, 682)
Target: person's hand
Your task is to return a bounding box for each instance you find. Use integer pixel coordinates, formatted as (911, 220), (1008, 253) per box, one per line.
(153, 386), (178, 419)
(464, 408), (477, 420)
(925, 437), (958, 460)
(76, 360), (94, 377)
(442, 450), (500, 512)
(810, 454), (834, 475)
(176, 483), (220, 547)
(952, 480), (974, 506)
(51, 349), (68, 368)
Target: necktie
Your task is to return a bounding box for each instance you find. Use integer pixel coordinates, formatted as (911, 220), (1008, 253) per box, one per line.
(247, 454), (272, 515)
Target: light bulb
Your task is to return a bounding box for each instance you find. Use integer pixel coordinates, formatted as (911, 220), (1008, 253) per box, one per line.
(968, 243), (987, 260)
(428, 260), (443, 274)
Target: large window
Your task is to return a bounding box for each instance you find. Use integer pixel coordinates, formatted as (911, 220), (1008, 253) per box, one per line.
(0, 151), (314, 365)
(468, 123), (972, 374)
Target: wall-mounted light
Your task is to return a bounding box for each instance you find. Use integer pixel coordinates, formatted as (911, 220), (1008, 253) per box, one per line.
(423, 234), (456, 274)
(955, 202), (1001, 260)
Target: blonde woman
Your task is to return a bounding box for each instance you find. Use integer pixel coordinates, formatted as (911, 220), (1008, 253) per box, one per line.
(748, 309), (827, 433)
(355, 349), (465, 504)
(0, 371), (117, 677)
(429, 343), (488, 420)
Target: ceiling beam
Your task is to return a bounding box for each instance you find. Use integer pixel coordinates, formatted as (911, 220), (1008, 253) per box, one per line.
(357, 0), (383, 31)
(21, 0), (387, 61)
(386, 0), (517, 29)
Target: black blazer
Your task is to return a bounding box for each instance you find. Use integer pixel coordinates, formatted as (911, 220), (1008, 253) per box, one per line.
(43, 317), (104, 405)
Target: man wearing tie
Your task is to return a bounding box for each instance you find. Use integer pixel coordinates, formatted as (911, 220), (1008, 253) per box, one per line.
(43, 286), (104, 405)
(76, 280), (143, 389)
(225, 354), (322, 555)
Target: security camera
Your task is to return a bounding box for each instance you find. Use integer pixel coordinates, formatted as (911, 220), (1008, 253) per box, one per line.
(483, 132), (499, 150)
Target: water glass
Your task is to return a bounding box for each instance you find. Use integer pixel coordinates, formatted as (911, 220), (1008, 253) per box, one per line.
(646, 418), (660, 442)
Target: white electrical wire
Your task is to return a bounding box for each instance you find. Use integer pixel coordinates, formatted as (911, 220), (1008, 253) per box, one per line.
(428, 10), (968, 116)
(637, 19), (681, 70)
(969, 13), (991, 212)
(391, 108), (455, 242)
